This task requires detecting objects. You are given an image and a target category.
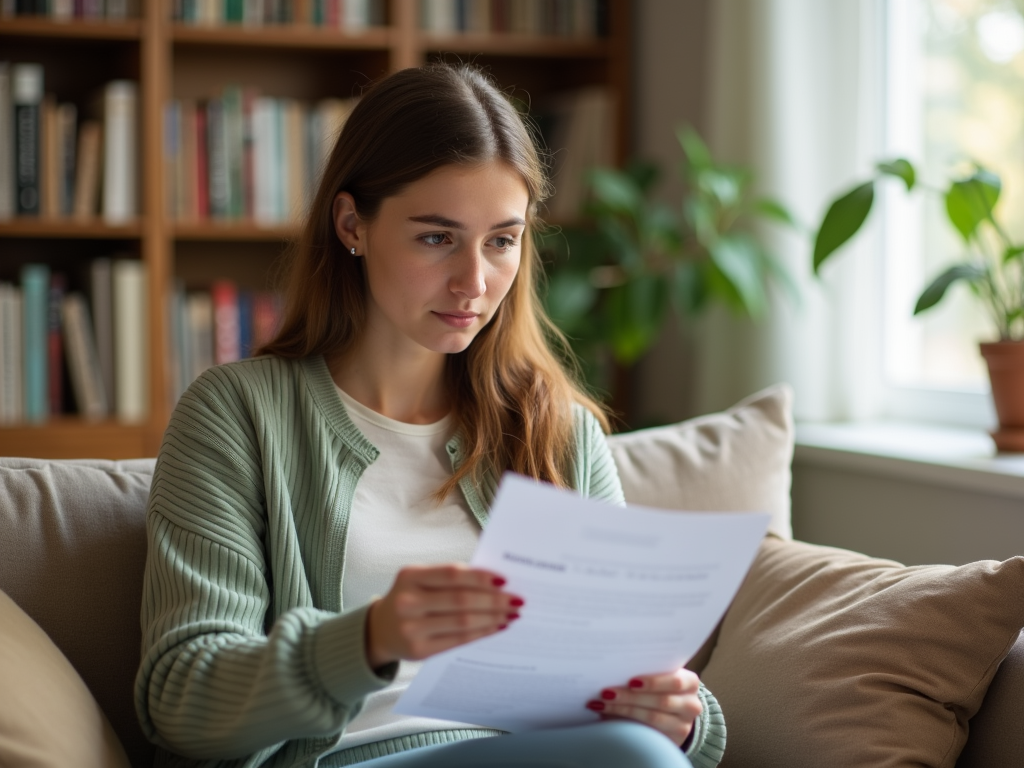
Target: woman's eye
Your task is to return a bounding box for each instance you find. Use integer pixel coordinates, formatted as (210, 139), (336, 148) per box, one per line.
(422, 233), (449, 247)
(493, 235), (517, 250)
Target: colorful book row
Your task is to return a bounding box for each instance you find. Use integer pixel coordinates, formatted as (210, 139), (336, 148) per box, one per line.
(420, 0), (606, 37)
(0, 63), (138, 223)
(164, 89), (356, 225)
(0, 259), (147, 425)
(171, 0), (384, 28)
(167, 281), (284, 405)
(0, 0), (136, 20)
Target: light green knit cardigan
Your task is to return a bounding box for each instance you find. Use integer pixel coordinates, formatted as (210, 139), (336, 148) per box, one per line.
(134, 355), (726, 768)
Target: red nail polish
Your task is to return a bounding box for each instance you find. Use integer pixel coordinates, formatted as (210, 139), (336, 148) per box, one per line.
(509, 597), (524, 607)
(497, 624), (508, 630)
(600, 689), (616, 700)
(507, 612), (520, 620)
(628, 678), (644, 689)
(492, 577), (507, 587)
(586, 700), (605, 711)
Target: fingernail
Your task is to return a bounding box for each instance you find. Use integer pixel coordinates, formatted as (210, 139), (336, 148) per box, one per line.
(509, 597), (525, 607)
(600, 689), (616, 700)
(507, 612), (520, 620)
(497, 624), (508, 630)
(492, 577), (507, 587)
(628, 678), (644, 689)
(586, 700), (605, 711)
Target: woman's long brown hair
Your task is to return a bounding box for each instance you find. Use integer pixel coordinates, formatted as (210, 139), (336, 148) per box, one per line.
(257, 63), (609, 495)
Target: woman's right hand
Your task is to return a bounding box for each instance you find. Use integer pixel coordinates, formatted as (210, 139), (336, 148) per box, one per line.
(365, 565), (523, 669)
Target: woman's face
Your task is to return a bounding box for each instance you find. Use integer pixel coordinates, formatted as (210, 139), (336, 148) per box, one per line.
(345, 160), (530, 356)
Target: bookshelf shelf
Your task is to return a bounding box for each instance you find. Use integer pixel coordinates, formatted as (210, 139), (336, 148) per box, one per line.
(420, 34), (609, 58)
(171, 24), (390, 50)
(0, 17), (142, 40)
(1, 0), (630, 459)
(0, 421), (149, 460)
(0, 220), (144, 239)
(173, 223), (299, 241)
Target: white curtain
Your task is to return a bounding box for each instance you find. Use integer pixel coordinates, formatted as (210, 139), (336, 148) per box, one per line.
(695, 0), (886, 423)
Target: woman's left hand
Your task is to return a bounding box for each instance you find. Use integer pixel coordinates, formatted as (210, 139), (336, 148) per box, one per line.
(586, 668), (703, 748)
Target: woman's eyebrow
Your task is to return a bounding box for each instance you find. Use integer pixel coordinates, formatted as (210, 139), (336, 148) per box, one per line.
(408, 214), (526, 230)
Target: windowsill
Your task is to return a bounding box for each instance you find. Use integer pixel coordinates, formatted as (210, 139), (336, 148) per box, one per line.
(795, 422), (1024, 501)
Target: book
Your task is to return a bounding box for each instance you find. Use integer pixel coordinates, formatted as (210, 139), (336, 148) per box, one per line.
(196, 101), (211, 219)
(13, 64), (43, 216)
(180, 100), (198, 220)
(238, 289), (253, 358)
(101, 80), (138, 224)
(252, 96), (278, 224)
(40, 95), (59, 217)
(20, 263), (49, 423)
(72, 120), (101, 219)
(168, 281), (189, 402)
(284, 99), (306, 222)
(47, 272), (65, 415)
(186, 292), (213, 382)
(0, 64), (13, 220)
(223, 86), (244, 219)
(0, 284), (22, 423)
(211, 280), (240, 364)
(90, 258), (115, 410)
(164, 101), (180, 219)
(206, 96), (229, 218)
(61, 292), (108, 419)
(57, 102), (77, 216)
(112, 259), (148, 422)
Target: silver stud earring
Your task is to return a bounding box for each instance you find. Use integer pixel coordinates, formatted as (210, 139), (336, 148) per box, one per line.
(350, 247), (356, 255)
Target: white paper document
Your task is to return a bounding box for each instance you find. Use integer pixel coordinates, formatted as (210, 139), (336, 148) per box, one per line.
(393, 474), (769, 732)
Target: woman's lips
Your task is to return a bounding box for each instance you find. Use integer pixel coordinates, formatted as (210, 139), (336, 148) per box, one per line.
(433, 311), (479, 328)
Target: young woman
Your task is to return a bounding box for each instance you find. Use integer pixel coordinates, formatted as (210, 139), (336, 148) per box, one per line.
(135, 64), (726, 768)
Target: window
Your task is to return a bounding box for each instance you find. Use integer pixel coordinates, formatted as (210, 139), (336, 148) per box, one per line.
(881, 0), (1024, 426)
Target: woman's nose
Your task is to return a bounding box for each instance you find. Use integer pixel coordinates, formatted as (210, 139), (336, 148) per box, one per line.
(450, 249), (486, 299)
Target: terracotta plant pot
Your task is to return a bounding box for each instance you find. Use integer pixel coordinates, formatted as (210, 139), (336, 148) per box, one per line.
(980, 341), (1024, 451)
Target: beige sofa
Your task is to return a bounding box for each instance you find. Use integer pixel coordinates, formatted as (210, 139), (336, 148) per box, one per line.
(1, 385), (1022, 768)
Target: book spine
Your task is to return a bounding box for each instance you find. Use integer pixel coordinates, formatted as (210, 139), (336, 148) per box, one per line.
(0, 64), (13, 221)
(90, 257), (115, 409)
(211, 280), (240, 364)
(181, 100), (197, 220)
(13, 64), (43, 217)
(186, 292), (213, 380)
(72, 120), (100, 219)
(344, 0), (367, 30)
(206, 97), (229, 219)
(61, 293), (108, 419)
(252, 97), (273, 224)
(102, 80), (138, 224)
(57, 102), (76, 216)
(169, 281), (189, 401)
(196, 101), (209, 219)
(47, 272), (65, 415)
(223, 87), (244, 219)
(112, 259), (148, 422)
(164, 100), (180, 219)
(20, 263), (49, 423)
(1, 287), (23, 422)
(242, 88), (256, 220)
(40, 95), (59, 217)
(237, 289), (253, 358)
(242, 0), (261, 24)
(52, 0), (72, 18)
(225, 0), (242, 22)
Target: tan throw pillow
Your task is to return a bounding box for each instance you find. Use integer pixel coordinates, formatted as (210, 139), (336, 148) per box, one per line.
(0, 588), (130, 768)
(607, 383), (793, 540)
(700, 537), (1024, 768)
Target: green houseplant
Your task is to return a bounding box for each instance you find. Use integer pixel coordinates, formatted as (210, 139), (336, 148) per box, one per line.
(540, 127), (796, 410)
(813, 160), (1024, 449)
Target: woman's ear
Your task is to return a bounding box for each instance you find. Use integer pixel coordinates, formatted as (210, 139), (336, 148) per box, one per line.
(333, 192), (365, 255)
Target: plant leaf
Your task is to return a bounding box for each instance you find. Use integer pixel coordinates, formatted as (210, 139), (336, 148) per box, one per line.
(544, 270), (597, 332)
(605, 275), (669, 364)
(1004, 244), (1024, 263)
(877, 158), (916, 191)
(677, 125), (713, 170)
(913, 263), (986, 314)
(670, 261), (706, 316)
(945, 170), (1001, 241)
(696, 167), (748, 208)
(708, 234), (767, 317)
(813, 181), (875, 273)
(588, 167), (642, 216)
(753, 197), (798, 227)
(625, 160), (660, 194)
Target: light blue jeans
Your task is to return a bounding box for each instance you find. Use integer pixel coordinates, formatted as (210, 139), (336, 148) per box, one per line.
(354, 722), (694, 767)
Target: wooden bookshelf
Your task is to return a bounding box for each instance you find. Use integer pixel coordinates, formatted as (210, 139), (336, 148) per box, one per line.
(0, 0), (631, 459)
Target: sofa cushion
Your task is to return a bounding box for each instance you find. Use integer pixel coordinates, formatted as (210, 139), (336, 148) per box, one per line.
(607, 383), (793, 540)
(0, 586), (131, 768)
(700, 536), (1024, 768)
(0, 458), (156, 768)
(956, 633), (1024, 767)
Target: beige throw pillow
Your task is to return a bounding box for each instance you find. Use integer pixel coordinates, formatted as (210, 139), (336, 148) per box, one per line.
(0, 588), (130, 768)
(700, 537), (1024, 768)
(607, 383), (793, 539)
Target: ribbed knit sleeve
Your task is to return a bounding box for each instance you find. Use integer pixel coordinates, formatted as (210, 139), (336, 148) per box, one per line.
(687, 682), (726, 768)
(134, 368), (391, 762)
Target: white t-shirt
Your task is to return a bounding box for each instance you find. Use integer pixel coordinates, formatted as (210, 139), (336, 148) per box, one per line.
(333, 386), (484, 752)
